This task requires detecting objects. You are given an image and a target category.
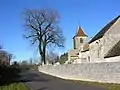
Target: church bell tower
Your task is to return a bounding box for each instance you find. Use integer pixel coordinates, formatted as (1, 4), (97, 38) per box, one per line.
(73, 26), (87, 49)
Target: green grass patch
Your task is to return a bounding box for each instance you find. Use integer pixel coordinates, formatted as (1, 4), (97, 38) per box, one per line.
(0, 83), (28, 90)
(73, 80), (120, 90)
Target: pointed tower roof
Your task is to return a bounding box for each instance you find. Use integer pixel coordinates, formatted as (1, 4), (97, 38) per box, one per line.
(74, 26), (87, 37)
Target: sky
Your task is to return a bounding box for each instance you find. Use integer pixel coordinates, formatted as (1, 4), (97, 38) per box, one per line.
(0, 0), (120, 62)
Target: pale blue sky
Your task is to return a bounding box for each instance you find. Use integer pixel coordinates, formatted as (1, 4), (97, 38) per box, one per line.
(0, 0), (120, 61)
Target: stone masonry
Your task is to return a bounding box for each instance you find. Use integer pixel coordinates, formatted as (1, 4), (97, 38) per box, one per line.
(39, 59), (120, 83)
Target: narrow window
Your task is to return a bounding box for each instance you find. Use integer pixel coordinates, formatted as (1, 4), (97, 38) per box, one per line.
(80, 38), (83, 43)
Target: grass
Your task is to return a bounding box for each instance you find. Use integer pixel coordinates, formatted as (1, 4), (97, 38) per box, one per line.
(0, 83), (28, 90)
(73, 80), (120, 90)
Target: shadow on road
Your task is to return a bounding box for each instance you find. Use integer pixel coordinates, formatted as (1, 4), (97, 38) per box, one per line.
(0, 66), (49, 87)
(19, 70), (49, 82)
(0, 66), (21, 86)
(37, 87), (48, 90)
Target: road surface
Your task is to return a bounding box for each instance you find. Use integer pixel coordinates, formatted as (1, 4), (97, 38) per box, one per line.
(20, 70), (106, 90)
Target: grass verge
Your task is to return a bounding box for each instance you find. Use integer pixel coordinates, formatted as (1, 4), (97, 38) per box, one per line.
(74, 80), (120, 90)
(0, 82), (28, 90)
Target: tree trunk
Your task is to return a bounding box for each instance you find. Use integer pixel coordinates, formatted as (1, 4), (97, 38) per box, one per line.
(38, 44), (43, 64)
(38, 44), (46, 65)
(43, 46), (46, 64)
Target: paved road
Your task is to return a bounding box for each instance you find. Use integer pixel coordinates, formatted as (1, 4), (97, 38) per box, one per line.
(20, 70), (106, 90)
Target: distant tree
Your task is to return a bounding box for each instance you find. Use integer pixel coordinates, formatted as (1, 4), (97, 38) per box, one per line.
(8, 53), (15, 63)
(13, 61), (17, 65)
(59, 53), (68, 64)
(29, 58), (33, 65)
(21, 60), (28, 65)
(46, 51), (59, 64)
(0, 44), (14, 67)
(0, 45), (2, 50)
(12, 61), (19, 67)
(0, 50), (13, 66)
(23, 9), (65, 64)
(20, 60), (29, 70)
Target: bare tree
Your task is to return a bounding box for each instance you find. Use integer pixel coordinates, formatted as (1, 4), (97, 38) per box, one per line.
(0, 44), (14, 67)
(46, 51), (59, 65)
(0, 50), (12, 66)
(0, 45), (2, 50)
(23, 9), (65, 64)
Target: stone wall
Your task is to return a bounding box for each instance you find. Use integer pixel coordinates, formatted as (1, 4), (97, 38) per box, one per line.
(68, 49), (79, 61)
(74, 36), (87, 49)
(38, 60), (120, 84)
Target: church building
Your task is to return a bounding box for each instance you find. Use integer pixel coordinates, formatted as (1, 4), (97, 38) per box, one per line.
(67, 15), (120, 64)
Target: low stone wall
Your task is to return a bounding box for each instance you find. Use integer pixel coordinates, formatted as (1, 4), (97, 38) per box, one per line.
(38, 61), (120, 84)
(105, 56), (120, 62)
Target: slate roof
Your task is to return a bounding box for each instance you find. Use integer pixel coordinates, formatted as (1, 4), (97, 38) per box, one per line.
(89, 15), (120, 43)
(82, 43), (89, 52)
(73, 26), (87, 38)
(104, 40), (120, 58)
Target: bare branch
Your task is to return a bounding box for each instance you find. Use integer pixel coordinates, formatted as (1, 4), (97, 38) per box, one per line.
(23, 8), (65, 64)
(25, 34), (37, 38)
(32, 37), (38, 44)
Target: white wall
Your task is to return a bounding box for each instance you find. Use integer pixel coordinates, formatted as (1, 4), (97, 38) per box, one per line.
(74, 36), (87, 49)
(105, 56), (120, 62)
(78, 51), (90, 62)
(38, 59), (120, 83)
(68, 49), (79, 61)
(89, 38), (104, 61)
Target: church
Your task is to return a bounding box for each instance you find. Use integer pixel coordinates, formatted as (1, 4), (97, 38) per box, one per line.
(67, 15), (120, 64)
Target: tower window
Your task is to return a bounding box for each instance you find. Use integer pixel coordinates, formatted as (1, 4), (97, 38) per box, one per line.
(80, 38), (83, 43)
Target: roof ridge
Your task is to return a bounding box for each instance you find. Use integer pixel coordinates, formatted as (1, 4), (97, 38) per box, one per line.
(89, 15), (120, 43)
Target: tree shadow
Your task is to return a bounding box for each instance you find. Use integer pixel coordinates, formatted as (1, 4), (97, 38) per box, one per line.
(19, 71), (49, 82)
(0, 66), (21, 86)
(0, 66), (49, 86)
(37, 87), (48, 90)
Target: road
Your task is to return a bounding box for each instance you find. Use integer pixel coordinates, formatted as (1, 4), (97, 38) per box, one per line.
(20, 70), (106, 90)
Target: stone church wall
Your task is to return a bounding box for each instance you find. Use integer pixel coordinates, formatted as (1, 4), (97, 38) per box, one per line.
(89, 38), (104, 61)
(89, 18), (120, 60)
